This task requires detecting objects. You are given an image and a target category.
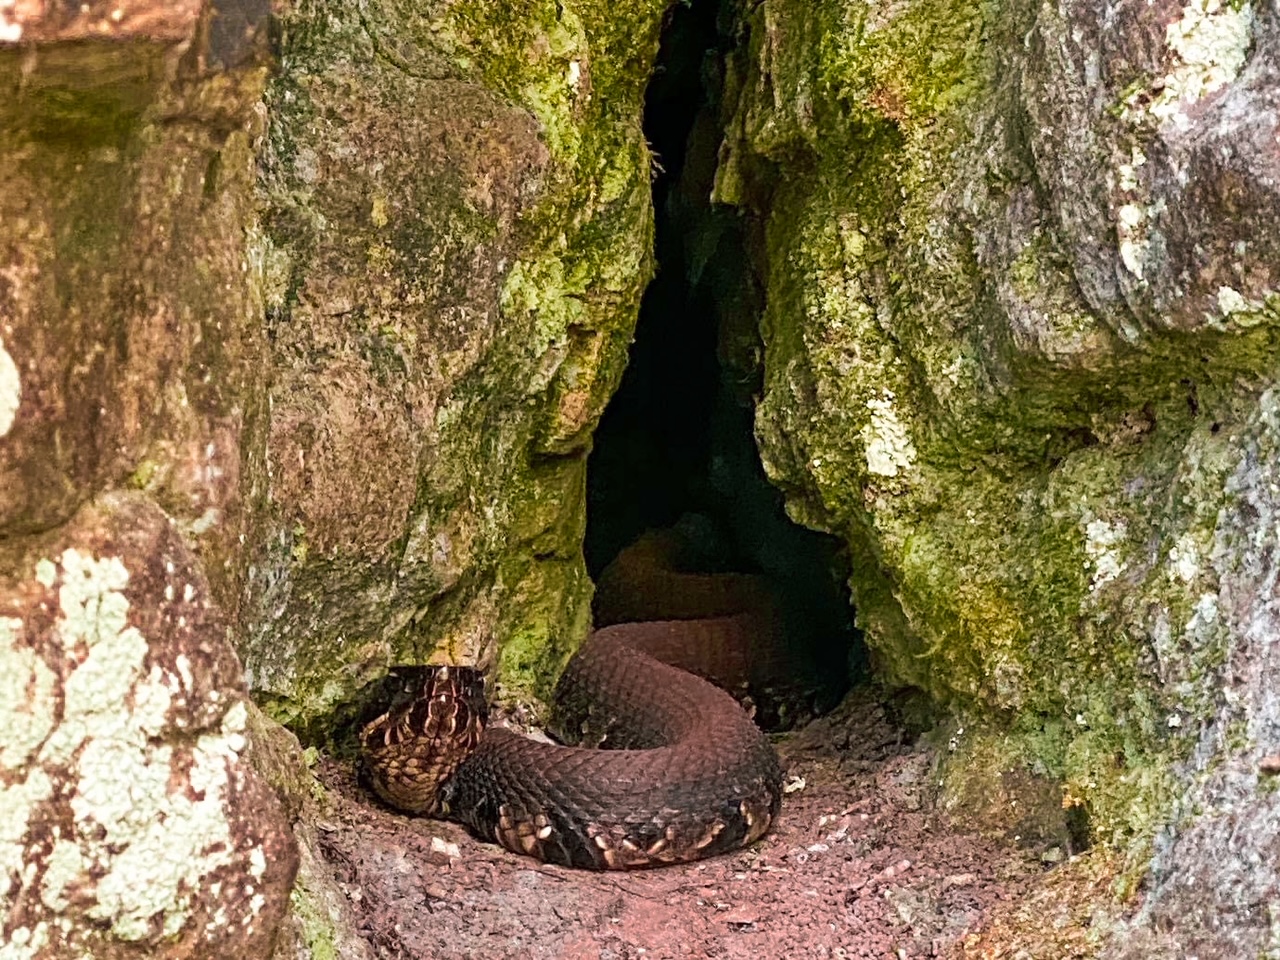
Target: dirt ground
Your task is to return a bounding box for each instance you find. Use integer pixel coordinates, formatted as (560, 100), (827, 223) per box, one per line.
(315, 690), (1093, 959)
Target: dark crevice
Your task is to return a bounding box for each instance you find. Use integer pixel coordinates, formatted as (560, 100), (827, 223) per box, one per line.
(585, 0), (866, 714)
(1064, 801), (1092, 856)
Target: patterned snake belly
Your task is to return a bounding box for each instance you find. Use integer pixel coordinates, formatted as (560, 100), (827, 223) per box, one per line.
(359, 531), (787, 870)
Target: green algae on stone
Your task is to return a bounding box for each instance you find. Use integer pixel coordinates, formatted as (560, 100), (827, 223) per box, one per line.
(716, 0), (1280, 877)
(0, 494), (297, 957)
(495, 554), (595, 704)
(286, 886), (340, 960)
(248, 0), (669, 729)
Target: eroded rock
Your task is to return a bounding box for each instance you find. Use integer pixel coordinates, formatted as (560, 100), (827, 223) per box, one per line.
(0, 493), (297, 959)
(715, 0), (1280, 952)
(245, 0), (668, 724)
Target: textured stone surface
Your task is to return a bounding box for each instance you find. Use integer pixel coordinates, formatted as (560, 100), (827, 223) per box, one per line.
(4, 0), (1277, 953)
(245, 0), (669, 727)
(0, 0), (200, 44)
(715, 0), (1280, 952)
(268, 824), (377, 960)
(0, 27), (270, 586)
(0, 493), (297, 959)
(1103, 390), (1280, 958)
(1, 6), (298, 956)
(241, 706), (373, 960)
(2, 0), (674, 953)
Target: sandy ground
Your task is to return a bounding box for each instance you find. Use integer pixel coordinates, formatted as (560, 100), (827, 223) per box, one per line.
(315, 690), (1074, 959)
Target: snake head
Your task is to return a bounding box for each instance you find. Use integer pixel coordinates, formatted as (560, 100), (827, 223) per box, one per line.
(358, 665), (488, 816)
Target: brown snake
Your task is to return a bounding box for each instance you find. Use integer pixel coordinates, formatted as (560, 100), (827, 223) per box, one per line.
(358, 529), (789, 870)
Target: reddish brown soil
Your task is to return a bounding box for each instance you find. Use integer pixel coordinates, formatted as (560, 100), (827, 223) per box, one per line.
(315, 690), (1053, 959)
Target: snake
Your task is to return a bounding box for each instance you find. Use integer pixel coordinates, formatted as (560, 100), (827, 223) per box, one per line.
(357, 527), (792, 871)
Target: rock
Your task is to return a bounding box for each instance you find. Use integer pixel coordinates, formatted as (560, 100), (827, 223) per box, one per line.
(715, 0), (1280, 953)
(0, 0), (273, 544)
(0, 492), (297, 959)
(1101, 391), (1280, 958)
(268, 824), (375, 960)
(243, 0), (670, 724)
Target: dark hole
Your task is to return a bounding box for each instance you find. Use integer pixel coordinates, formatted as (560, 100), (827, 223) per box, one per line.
(1183, 378), (1200, 416)
(1064, 802), (1092, 855)
(202, 151), (223, 202)
(584, 0), (864, 727)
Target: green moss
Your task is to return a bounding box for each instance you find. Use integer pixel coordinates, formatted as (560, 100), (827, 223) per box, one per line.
(719, 0), (1280, 866)
(289, 523), (310, 566)
(444, 0), (588, 160)
(288, 886), (339, 960)
(501, 255), (590, 358)
(875, 414), (1236, 850)
(248, 0), (669, 733)
(815, 0), (994, 129)
(495, 555), (593, 702)
(126, 460), (162, 492)
(418, 1), (662, 698)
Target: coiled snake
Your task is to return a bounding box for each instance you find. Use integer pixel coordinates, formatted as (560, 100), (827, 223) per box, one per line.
(358, 528), (795, 870)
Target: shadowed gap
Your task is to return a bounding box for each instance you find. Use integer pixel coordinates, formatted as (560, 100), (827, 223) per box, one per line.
(584, 0), (866, 717)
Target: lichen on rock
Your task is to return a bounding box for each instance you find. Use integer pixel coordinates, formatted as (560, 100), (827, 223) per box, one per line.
(0, 337), (18, 439)
(246, 0), (669, 726)
(0, 494), (297, 959)
(715, 0), (1280, 951)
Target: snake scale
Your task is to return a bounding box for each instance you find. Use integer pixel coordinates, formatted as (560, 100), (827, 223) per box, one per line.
(359, 527), (794, 870)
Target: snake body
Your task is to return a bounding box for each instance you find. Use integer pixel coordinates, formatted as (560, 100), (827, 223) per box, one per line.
(359, 529), (788, 870)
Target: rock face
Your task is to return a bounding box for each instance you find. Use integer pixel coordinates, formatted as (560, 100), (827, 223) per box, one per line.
(0, 495), (297, 959)
(4, 0), (673, 954)
(5, 0), (1279, 953)
(715, 0), (1279, 953)
(1, 3), (297, 956)
(244, 0), (669, 727)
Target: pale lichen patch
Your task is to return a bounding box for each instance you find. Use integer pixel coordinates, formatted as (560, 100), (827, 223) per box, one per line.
(0, 616), (55, 769)
(1120, 0), (1255, 131)
(0, 921), (50, 960)
(0, 766), (54, 911)
(33, 559), (56, 589)
(1167, 534), (1202, 585)
(1116, 146), (1146, 191)
(7, 548), (256, 945)
(249, 845), (267, 880)
(0, 616), (59, 931)
(1184, 591), (1219, 640)
(1213, 284), (1271, 327)
(1116, 204), (1149, 279)
(1116, 198), (1168, 281)
(0, 2), (24, 44)
(1218, 285), (1250, 315)
(1151, 0), (1254, 131)
(39, 840), (85, 912)
(0, 335), (19, 438)
(1083, 518), (1127, 590)
(862, 391), (917, 477)
(38, 551), (150, 764)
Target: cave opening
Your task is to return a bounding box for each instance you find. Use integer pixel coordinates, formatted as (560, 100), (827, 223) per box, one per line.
(584, 0), (865, 723)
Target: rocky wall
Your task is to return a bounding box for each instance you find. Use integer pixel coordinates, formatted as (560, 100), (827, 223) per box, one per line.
(715, 0), (1280, 953)
(246, 0), (669, 730)
(2, 0), (673, 953)
(0, 3), (298, 956)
